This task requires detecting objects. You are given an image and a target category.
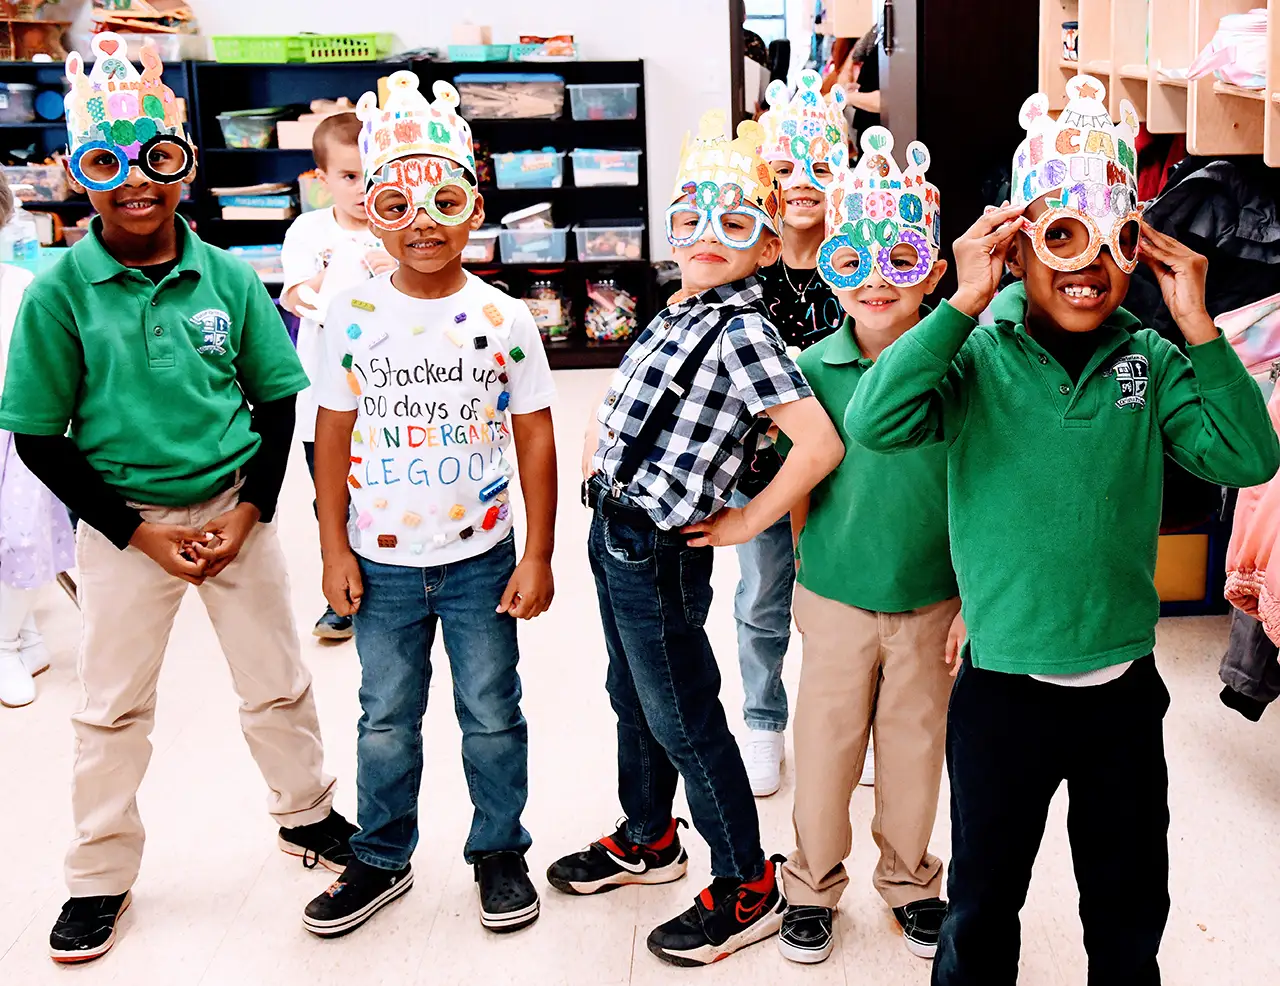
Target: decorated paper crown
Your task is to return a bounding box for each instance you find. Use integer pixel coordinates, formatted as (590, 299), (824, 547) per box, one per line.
(64, 32), (187, 159)
(670, 110), (783, 233)
(356, 71), (476, 187)
(1011, 75), (1139, 226)
(759, 70), (849, 189)
(819, 127), (940, 288)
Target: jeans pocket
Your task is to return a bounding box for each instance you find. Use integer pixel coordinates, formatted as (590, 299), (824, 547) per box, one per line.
(679, 545), (714, 628)
(602, 516), (656, 569)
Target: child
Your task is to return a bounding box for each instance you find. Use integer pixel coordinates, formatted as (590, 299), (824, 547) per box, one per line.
(777, 128), (959, 965)
(303, 72), (557, 938)
(280, 111), (395, 640)
(729, 72), (850, 796)
(0, 35), (355, 963)
(547, 111), (844, 967)
(847, 77), (1280, 984)
(0, 172), (75, 709)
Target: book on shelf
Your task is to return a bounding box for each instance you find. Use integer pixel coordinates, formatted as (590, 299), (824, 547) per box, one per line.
(217, 194), (296, 209)
(221, 205), (298, 221)
(208, 182), (293, 197)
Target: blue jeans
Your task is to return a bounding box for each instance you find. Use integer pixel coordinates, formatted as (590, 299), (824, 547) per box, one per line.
(589, 509), (764, 881)
(729, 490), (793, 732)
(349, 535), (531, 870)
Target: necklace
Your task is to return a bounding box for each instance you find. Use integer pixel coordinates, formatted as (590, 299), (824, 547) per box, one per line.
(781, 262), (819, 300)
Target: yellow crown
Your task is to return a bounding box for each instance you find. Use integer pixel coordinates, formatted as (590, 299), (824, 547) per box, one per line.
(670, 110), (783, 232)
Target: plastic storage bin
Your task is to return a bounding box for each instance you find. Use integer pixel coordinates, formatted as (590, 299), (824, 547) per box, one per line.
(455, 74), (565, 120)
(567, 83), (640, 121)
(570, 149), (641, 187)
(1, 164), (69, 201)
(574, 220), (645, 262)
(216, 108), (291, 149)
(448, 44), (510, 62)
(212, 34), (392, 64)
(499, 228), (569, 264)
(0, 83), (36, 123)
(501, 202), (554, 230)
(463, 228), (500, 263)
(492, 150), (565, 189)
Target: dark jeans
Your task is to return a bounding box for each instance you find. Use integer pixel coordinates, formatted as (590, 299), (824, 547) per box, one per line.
(302, 440), (316, 481)
(934, 656), (1170, 986)
(349, 535), (531, 869)
(589, 508), (764, 881)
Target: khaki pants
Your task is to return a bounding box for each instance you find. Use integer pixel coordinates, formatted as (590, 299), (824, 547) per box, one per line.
(783, 584), (959, 909)
(66, 487), (335, 896)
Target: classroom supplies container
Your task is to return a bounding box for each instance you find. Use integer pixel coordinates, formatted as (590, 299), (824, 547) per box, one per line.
(492, 150), (565, 189)
(454, 73), (565, 119)
(463, 227), (500, 263)
(573, 219), (645, 262)
(569, 148), (642, 187)
(0, 83), (35, 123)
(499, 228), (569, 264)
(567, 83), (640, 121)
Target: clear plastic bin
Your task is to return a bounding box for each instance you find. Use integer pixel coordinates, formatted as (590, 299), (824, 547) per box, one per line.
(499, 227), (569, 264)
(1, 164), (69, 202)
(0, 84), (36, 123)
(463, 227), (500, 263)
(574, 220), (645, 262)
(567, 83), (640, 121)
(570, 149), (641, 187)
(217, 109), (291, 149)
(455, 73), (565, 120)
(492, 150), (565, 189)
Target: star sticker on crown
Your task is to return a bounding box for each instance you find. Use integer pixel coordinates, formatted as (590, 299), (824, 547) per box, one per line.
(1077, 81), (1100, 99)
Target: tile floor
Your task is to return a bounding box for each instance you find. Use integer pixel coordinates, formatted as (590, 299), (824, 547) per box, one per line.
(1, 368), (1278, 985)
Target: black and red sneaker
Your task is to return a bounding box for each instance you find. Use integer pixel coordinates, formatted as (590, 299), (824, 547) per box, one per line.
(546, 818), (688, 896)
(646, 854), (787, 967)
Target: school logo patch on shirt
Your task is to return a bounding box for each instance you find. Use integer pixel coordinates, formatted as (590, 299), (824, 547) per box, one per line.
(190, 308), (232, 356)
(1111, 353), (1149, 409)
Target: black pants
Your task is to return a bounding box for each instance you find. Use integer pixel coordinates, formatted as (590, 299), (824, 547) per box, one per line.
(933, 656), (1170, 986)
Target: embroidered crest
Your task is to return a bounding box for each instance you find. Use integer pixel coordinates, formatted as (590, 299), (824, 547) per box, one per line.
(1111, 353), (1149, 409)
(190, 308), (231, 356)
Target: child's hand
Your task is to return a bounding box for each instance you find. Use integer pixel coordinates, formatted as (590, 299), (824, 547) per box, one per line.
(683, 506), (752, 547)
(192, 502), (261, 578)
(945, 610), (966, 677)
(1139, 222), (1217, 345)
(323, 548), (364, 616)
(950, 204), (1023, 318)
(498, 556), (554, 619)
(364, 249), (398, 277)
(129, 522), (210, 585)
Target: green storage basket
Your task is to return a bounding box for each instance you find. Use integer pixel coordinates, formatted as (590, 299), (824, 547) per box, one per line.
(212, 33), (393, 64)
(303, 34), (394, 63)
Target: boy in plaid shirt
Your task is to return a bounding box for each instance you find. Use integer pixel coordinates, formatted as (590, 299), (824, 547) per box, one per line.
(546, 112), (843, 967)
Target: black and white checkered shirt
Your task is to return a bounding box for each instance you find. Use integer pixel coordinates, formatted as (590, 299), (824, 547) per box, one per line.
(592, 278), (812, 529)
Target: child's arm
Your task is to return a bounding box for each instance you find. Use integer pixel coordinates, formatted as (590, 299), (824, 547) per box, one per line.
(281, 269), (326, 318)
(500, 409), (557, 619)
(279, 219), (327, 317)
(315, 407), (364, 614)
(582, 382), (609, 480)
(790, 493), (809, 550)
(1141, 223), (1280, 488)
(846, 206), (1022, 452)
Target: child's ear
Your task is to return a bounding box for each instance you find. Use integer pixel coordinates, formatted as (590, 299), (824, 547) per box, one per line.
(62, 159), (86, 196)
(758, 230), (783, 268)
(183, 147), (199, 185)
(315, 168), (330, 187)
(923, 258), (948, 294)
(1005, 233), (1028, 280)
(469, 193), (485, 230)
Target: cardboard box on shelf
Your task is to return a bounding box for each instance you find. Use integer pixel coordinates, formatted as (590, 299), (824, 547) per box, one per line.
(825, 0), (875, 38)
(452, 22), (492, 45)
(277, 97), (358, 151)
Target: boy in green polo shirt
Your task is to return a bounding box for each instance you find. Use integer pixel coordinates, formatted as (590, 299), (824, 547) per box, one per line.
(848, 77), (1280, 985)
(777, 129), (960, 966)
(0, 36), (354, 964)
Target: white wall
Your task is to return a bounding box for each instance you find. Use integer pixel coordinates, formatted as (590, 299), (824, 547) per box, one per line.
(88, 1), (733, 258)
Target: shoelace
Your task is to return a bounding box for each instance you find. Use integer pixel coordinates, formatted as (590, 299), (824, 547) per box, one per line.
(745, 736), (780, 767)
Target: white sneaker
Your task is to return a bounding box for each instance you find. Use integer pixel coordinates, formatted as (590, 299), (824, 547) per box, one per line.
(0, 647), (35, 708)
(859, 742), (875, 787)
(743, 730), (785, 797)
(19, 627), (50, 677)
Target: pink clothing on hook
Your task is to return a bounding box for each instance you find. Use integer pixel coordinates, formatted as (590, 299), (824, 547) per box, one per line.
(1226, 383), (1280, 644)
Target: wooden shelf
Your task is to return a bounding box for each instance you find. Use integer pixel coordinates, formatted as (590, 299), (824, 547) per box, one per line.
(1214, 81), (1266, 101)
(1155, 74), (1190, 88)
(1267, 0), (1280, 165)
(1059, 58), (1082, 70)
(1084, 59), (1113, 75)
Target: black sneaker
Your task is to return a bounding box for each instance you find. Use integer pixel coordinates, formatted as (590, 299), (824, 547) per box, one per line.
(547, 817), (688, 896)
(777, 904), (835, 964)
(278, 809), (358, 873)
(313, 606), (354, 640)
(474, 851), (540, 933)
(48, 891), (131, 963)
(303, 859), (413, 938)
(893, 896), (947, 959)
(646, 854), (787, 967)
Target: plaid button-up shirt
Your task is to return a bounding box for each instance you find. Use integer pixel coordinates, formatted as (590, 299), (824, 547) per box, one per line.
(591, 278), (811, 529)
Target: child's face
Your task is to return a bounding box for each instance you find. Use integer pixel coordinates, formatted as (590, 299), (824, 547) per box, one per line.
(672, 223), (782, 295)
(1009, 195), (1131, 333)
(834, 251), (947, 333)
(75, 149), (194, 239)
(370, 166), (484, 275)
(318, 140), (366, 225)
(769, 161), (828, 232)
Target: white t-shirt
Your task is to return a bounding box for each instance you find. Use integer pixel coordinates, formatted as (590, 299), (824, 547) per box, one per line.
(280, 208), (384, 442)
(316, 272), (556, 567)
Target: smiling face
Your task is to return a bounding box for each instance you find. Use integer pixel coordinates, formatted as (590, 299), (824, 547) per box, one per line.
(1009, 194), (1131, 333)
(318, 140), (367, 226)
(671, 215), (782, 295)
(833, 248), (947, 333)
(75, 147), (195, 239)
(370, 160), (484, 276)
(770, 160), (828, 231)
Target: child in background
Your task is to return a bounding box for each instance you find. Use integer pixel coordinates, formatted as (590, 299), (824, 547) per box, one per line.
(281, 111), (395, 640)
(778, 129), (959, 965)
(728, 72), (849, 797)
(548, 112), (843, 967)
(304, 73), (557, 938)
(848, 77), (1280, 985)
(0, 172), (75, 709)
(0, 36), (354, 963)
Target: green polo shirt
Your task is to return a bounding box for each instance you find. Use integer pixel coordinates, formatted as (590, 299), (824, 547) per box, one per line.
(847, 282), (1280, 676)
(784, 315), (956, 613)
(0, 217), (308, 506)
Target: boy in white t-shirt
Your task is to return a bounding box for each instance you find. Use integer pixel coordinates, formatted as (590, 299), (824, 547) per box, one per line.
(280, 112), (396, 640)
(303, 72), (557, 939)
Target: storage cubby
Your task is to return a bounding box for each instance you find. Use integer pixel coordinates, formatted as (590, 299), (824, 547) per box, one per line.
(1265, 0), (1280, 165)
(1149, 0), (1191, 132)
(1039, 0), (1081, 109)
(1187, 0), (1263, 155)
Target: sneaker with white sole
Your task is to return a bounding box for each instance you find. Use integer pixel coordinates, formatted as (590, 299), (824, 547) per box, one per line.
(0, 646), (34, 708)
(893, 896), (947, 959)
(778, 904), (835, 963)
(48, 892), (131, 963)
(278, 810), (358, 873)
(742, 729), (785, 797)
(547, 817), (688, 896)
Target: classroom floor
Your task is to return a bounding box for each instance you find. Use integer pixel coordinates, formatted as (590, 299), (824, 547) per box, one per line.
(1, 368), (1278, 986)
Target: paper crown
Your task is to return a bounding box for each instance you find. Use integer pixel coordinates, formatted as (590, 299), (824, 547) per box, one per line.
(356, 71), (476, 187)
(826, 126), (940, 251)
(1011, 75), (1139, 224)
(64, 32), (187, 156)
(670, 110), (784, 233)
(759, 70), (849, 187)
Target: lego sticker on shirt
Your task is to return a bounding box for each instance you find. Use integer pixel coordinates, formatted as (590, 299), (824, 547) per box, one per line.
(1111, 353), (1149, 409)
